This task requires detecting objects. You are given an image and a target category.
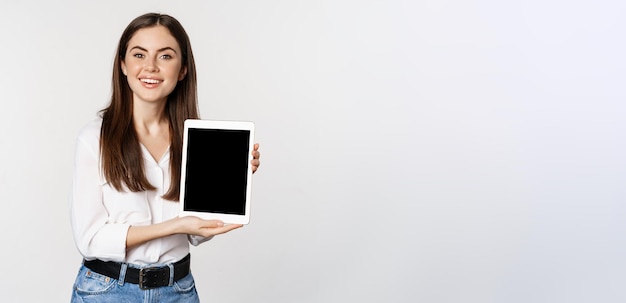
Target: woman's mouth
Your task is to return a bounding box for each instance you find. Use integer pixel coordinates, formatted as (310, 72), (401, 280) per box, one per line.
(140, 78), (163, 88)
(141, 78), (162, 84)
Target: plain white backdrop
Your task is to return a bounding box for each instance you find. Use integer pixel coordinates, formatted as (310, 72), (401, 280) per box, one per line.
(0, 1), (624, 302)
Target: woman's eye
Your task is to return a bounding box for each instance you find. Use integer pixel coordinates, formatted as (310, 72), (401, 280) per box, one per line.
(160, 54), (172, 60)
(133, 53), (144, 59)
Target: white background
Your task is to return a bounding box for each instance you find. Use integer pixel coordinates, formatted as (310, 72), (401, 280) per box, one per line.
(0, 1), (624, 302)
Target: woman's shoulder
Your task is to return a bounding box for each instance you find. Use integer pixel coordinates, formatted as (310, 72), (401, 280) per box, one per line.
(76, 117), (103, 148)
(78, 118), (102, 135)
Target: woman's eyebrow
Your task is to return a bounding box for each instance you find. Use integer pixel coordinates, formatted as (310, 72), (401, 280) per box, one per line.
(129, 46), (178, 53)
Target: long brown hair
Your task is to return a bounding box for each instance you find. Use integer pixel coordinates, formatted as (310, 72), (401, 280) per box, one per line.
(100, 13), (198, 201)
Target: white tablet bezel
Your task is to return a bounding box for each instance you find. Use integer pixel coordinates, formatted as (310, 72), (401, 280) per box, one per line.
(179, 119), (255, 224)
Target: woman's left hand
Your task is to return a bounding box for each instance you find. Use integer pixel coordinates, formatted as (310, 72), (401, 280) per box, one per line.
(251, 143), (261, 173)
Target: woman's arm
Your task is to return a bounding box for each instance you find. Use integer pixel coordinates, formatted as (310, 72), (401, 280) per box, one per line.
(71, 122), (130, 261)
(126, 217), (242, 250)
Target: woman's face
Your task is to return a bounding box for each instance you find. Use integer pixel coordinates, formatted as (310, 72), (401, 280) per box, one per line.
(121, 25), (187, 105)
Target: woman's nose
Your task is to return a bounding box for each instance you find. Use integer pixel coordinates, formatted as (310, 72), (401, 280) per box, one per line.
(143, 57), (158, 72)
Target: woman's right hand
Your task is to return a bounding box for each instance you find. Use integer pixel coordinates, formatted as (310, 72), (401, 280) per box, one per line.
(175, 216), (243, 238)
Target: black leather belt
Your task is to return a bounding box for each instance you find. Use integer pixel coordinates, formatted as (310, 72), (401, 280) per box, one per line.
(83, 254), (190, 290)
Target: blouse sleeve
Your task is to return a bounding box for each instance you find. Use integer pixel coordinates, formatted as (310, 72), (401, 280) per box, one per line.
(69, 123), (130, 262)
(188, 234), (214, 246)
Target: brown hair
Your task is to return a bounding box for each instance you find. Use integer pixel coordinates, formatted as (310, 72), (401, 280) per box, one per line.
(100, 13), (198, 201)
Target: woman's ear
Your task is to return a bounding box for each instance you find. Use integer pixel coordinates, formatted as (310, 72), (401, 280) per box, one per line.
(121, 61), (127, 76)
(178, 66), (188, 81)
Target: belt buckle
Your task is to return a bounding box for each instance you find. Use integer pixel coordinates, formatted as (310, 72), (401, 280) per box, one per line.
(139, 266), (166, 290)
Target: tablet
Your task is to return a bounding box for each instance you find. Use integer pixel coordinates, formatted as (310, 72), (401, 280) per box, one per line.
(179, 119), (255, 224)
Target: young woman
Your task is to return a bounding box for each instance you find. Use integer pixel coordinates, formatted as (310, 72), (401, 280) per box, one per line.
(70, 13), (260, 302)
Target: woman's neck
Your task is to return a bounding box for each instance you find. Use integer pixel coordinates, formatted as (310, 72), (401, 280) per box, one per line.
(132, 98), (168, 131)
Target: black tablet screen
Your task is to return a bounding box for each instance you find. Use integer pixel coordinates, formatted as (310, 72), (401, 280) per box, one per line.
(183, 128), (250, 215)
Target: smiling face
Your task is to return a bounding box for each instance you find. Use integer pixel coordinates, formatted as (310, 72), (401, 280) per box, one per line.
(121, 25), (187, 105)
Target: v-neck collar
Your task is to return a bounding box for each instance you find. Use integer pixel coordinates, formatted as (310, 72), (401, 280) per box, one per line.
(139, 143), (170, 166)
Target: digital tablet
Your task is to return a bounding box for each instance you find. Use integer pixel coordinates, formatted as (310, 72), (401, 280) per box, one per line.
(179, 119), (255, 224)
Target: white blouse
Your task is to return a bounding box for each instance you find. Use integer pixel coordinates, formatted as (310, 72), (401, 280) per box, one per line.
(70, 119), (210, 265)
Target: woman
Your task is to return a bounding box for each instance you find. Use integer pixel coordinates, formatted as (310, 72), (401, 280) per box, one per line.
(70, 13), (260, 302)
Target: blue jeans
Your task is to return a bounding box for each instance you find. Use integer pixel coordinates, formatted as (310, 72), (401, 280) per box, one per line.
(71, 264), (200, 303)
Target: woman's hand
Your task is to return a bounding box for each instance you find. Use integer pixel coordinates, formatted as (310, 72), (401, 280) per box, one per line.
(175, 216), (243, 238)
(251, 143), (261, 173)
